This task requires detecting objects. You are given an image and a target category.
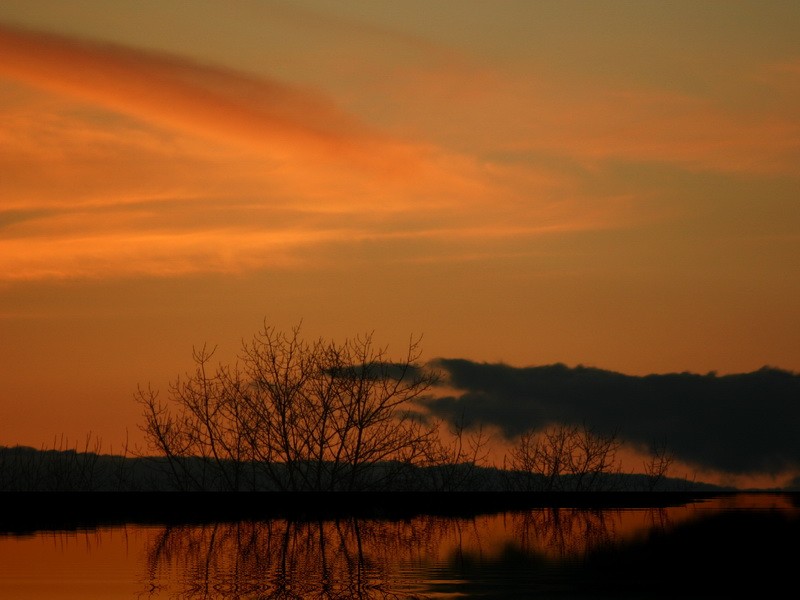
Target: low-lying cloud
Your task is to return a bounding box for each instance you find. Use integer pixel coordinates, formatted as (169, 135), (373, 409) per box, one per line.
(424, 359), (800, 477)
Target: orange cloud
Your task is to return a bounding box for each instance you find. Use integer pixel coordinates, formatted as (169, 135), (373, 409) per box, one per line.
(377, 59), (800, 176)
(0, 227), (352, 281)
(0, 23), (378, 162)
(0, 23), (651, 282)
(539, 88), (800, 174)
(0, 24), (502, 211)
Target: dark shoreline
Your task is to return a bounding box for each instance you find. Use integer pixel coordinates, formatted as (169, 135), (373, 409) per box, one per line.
(2, 490), (788, 533)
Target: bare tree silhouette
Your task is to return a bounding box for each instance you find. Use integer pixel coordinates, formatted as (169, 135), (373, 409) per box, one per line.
(641, 439), (674, 491)
(504, 423), (622, 491)
(135, 321), (440, 491)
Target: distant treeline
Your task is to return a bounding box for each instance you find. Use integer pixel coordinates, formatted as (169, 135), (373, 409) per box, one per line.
(0, 444), (728, 493)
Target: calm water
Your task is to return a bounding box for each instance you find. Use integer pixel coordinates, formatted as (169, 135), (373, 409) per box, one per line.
(1, 493), (797, 599)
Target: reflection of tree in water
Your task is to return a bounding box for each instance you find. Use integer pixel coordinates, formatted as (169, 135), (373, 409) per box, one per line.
(140, 509), (674, 598)
(515, 508), (616, 558)
(142, 517), (458, 599)
(643, 506), (672, 531)
(514, 507), (670, 558)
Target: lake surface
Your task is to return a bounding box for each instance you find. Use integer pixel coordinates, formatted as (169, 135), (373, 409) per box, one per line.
(0, 493), (797, 598)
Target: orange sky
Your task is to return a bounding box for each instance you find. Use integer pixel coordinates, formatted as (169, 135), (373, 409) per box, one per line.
(1, 2), (799, 486)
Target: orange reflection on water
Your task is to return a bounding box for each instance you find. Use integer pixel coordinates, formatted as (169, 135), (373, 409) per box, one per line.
(689, 491), (798, 511)
(0, 526), (150, 599)
(0, 494), (796, 599)
(137, 504), (716, 597)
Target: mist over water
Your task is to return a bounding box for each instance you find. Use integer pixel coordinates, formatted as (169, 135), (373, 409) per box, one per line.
(0, 493), (796, 598)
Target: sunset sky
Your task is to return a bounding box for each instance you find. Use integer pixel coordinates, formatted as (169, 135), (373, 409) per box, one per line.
(1, 1), (799, 488)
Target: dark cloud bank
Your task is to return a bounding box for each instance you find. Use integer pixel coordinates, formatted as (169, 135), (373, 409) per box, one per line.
(423, 359), (800, 477)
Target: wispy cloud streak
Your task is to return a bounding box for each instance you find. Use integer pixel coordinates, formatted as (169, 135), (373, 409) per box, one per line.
(0, 23), (634, 282)
(0, 22), (385, 163)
